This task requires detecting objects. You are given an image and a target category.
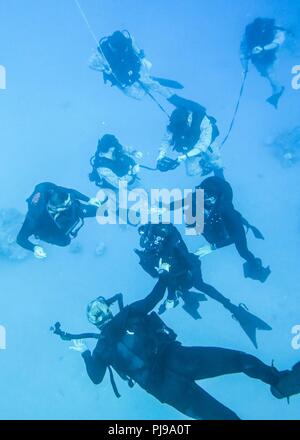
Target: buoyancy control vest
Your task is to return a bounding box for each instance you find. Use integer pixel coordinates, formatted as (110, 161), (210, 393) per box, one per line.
(90, 152), (137, 188)
(47, 201), (84, 238)
(27, 183), (84, 238)
(99, 310), (178, 394)
(171, 111), (219, 155)
(245, 18), (276, 51)
(99, 31), (142, 87)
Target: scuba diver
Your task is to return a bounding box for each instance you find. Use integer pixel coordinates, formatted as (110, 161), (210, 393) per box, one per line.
(135, 222), (271, 348)
(89, 30), (183, 101)
(240, 17), (286, 108)
(173, 177), (270, 283)
(52, 274), (300, 420)
(17, 182), (103, 259)
(89, 134), (142, 191)
(89, 133), (149, 225)
(156, 95), (223, 177)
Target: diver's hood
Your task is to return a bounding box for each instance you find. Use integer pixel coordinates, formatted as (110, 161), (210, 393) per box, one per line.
(47, 193), (72, 214)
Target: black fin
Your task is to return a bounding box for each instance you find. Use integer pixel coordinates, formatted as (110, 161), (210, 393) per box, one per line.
(249, 225), (265, 240)
(243, 259), (271, 283)
(230, 304), (272, 348)
(182, 302), (202, 320)
(187, 291), (208, 302)
(150, 76), (184, 89)
(181, 291), (204, 320)
(266, 87), (285, 109)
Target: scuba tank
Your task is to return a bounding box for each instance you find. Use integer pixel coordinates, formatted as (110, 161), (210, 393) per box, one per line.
(89, 150), (138, 189)
(98, 30), (142, 88)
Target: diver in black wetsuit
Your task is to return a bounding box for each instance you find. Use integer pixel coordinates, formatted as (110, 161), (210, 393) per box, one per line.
(240, 18), (286, 108)
(17, 182), (103, 259)
(134, 222), (271, 348)
(53, 273), (300, 420)
(170, 177), (270, 283)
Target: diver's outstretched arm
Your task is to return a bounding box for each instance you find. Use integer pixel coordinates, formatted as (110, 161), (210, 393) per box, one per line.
(130, 276), (168, 315)
(82, 350), (107, 385)
(222, 209), (256, 263)
(106, 293), (124, 310)
(16, 215), (37, 252)
(59, 186), (90, 203)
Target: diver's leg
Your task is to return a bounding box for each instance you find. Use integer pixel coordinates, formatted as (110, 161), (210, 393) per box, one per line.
(158, 371), (240, 420)
(141, 77), (173, 99)
(253, 53), (284, 106)
(123, 83), (146, 100)
(167, 345), (280, 385)
(208, 144), (225, 178)
(138, 61), (172, 99)
(265, 65), (282, 95)
(182, 383), (240, 420)
(191, 262), (231, 306)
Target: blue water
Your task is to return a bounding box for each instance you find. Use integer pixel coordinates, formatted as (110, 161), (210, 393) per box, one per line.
(0, 0), (300, 420)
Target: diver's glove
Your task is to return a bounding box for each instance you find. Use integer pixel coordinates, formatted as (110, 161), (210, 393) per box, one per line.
(158, 297), (180, 315)
(134, 151), (143, 160)
(165, 298), (179, 310)
(69, 339), (88, 353)
(177, 154), (188, 163)
(194, 244), (215, 258)
(131, 164), (140, 175)
(33, 246), (47, 259)
(155, 258), (171, 275)
(156, 150), (166, 164)
(88, 197), (104, 208)
(252, 46), (264, 55)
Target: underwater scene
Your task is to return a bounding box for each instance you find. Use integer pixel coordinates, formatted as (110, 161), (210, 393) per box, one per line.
(0, 0), (300, 420)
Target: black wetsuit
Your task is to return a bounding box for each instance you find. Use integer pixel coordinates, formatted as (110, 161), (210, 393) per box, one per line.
(17, 182), (97, 252)
(82, 277), (280, 420)
(173, 177), (258, 266)
(202, 178), (257, 265)
(243, 18), (280, 76)
(136, 223), (232, 307)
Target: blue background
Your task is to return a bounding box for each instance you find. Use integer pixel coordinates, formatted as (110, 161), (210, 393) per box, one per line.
(0, 0), (300, 420)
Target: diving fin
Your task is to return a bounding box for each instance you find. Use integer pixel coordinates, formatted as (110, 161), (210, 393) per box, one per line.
(243, 258), (271, 283)
(266, 86), (285, 109)
(229, 303), (272, 348)
(182, 302), (202, 320)
(185, 291), (208, 303)
(271, 362), (300, 399)
(150, 76), (184, 90)
(180, 291), (207, 320)
(249, 225), (265, 240)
